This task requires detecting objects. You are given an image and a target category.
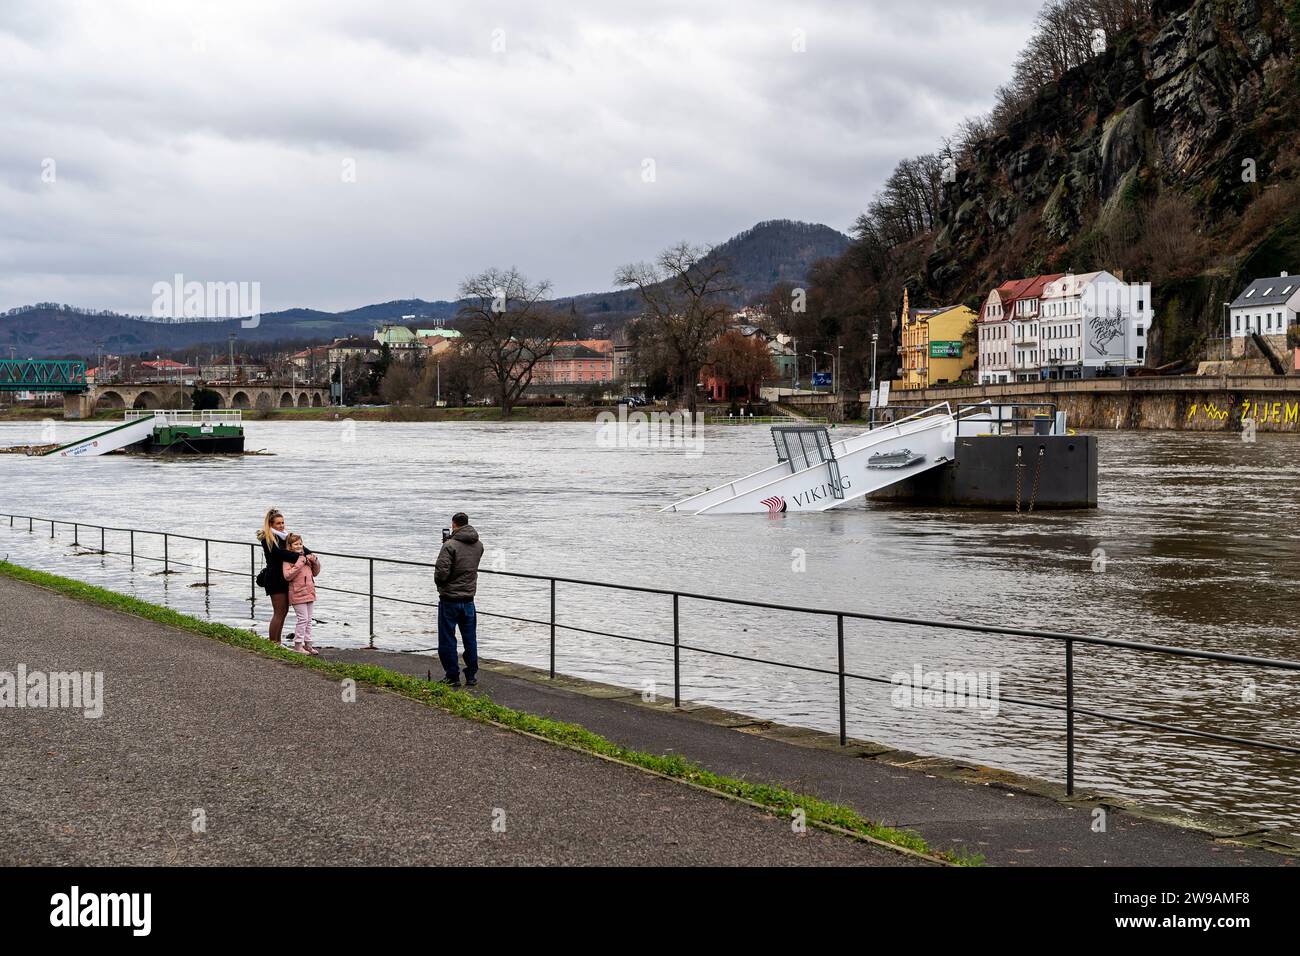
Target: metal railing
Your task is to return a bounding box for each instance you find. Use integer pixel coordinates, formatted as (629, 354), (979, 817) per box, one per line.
(2, 509), (1299, 799)
(705, 415), (830, 425)
(124, 410), (244, 425)
(955, 402), (1061, 437)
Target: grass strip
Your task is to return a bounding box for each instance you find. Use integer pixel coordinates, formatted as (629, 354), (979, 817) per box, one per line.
(0, 558), (982, 866)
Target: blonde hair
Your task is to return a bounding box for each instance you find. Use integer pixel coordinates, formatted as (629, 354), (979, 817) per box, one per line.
(285, 533), (303, 550)
(257, 508), (284, 548)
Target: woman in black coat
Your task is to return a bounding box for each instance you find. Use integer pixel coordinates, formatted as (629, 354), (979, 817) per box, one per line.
(256, 508), (312, 644)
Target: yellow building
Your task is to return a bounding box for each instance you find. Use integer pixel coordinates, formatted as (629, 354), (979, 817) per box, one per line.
(895, 290), (977, 390)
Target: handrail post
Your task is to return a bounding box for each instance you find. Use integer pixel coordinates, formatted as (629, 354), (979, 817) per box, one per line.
(1066, 638), (1075, 796)
(368, 558), (375, 649)
(205, 539), (210, 588)
(673, 592), (680, 708)
(837, 614), (846, 747)
(164, 533), (169, 574)
(130, 530), (135, 566)
(100, 526), (105, 555)
(249, 544), (255, 616)
(549, 578), (556, 679)
(74, 523), (79, 547)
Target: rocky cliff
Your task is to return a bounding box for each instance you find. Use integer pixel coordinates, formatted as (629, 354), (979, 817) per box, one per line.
(921, 0), (1300, 365)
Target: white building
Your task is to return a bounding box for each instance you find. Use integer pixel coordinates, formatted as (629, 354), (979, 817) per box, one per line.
(1228, 274), (1299, 350)
(1040, 273), (1088, 379)
(979, 271), (1151, 383)
(979, 275), (1056, 383)
(1042, 272), (1151, 379)
(977, 280), (1020, 384)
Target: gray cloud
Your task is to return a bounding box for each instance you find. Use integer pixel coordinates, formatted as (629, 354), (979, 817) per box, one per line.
(0, 0), (1044, 314)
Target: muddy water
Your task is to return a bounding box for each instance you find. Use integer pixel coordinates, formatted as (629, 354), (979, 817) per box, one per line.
(1, 419), (1297, 827)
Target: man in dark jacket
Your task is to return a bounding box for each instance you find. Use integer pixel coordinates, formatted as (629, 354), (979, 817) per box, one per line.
(434, 513), (484, 686)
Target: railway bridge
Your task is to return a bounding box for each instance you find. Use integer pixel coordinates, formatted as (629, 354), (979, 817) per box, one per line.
(0, 361), (330, 417)
(64, 383), (331, 418)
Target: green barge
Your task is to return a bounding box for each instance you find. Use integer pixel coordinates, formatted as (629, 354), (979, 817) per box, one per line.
(145, 413), (245, 454)
(41, 411), (246, 458)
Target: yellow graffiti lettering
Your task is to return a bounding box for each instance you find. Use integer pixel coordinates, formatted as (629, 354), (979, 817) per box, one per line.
(1186, 404), (1198, 421)
(1286, 403), (1299, 425)
(1272, 402), (1282, 423)
(1240, 401), (1251, 422)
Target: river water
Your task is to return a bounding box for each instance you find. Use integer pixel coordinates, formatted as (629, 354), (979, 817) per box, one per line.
(2, 418), (1298, 827)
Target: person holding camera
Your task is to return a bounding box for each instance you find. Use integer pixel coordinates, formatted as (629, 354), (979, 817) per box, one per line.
(434, 512), (484, 687)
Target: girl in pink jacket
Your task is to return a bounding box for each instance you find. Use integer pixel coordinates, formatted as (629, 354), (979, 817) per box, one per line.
(282, 534), (322, 655)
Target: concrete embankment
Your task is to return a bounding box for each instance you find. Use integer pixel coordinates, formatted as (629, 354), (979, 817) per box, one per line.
(787, 377), (1300, 431)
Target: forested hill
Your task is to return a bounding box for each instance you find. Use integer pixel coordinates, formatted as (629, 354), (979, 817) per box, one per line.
(706, 220), (852, 299)
(563, 219), (851, 321)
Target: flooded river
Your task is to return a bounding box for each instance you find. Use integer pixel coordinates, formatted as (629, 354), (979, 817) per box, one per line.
(2, 418), (1298, 827)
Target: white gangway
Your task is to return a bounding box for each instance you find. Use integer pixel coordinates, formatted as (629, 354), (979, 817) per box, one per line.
(665, 403), (996, 515)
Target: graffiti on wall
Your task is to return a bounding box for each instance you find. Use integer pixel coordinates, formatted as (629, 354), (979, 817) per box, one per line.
(1185, 399), (1300, 427)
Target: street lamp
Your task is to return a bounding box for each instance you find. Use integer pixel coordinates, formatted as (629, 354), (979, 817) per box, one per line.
(1222, 301), (1232, 365)
(870, 333), (879, 399)
(802, 353), (818, 392)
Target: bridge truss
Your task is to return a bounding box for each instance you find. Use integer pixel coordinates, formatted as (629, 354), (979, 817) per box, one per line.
(0, 359), (88, 392)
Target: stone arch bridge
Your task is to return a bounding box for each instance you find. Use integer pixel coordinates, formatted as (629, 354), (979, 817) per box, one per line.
(64, 383), (331, 418)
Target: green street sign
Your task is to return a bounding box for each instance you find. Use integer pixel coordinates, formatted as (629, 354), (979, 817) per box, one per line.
(930, 341), (963, 358)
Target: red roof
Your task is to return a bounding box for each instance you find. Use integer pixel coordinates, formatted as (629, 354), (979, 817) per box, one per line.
(983, 274), (1064, 321)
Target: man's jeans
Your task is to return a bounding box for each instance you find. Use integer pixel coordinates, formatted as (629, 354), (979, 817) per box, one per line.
(437, 599), (478, 680)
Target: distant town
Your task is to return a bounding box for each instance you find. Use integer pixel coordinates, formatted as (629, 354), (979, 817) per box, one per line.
(6, 266), (1296, 418)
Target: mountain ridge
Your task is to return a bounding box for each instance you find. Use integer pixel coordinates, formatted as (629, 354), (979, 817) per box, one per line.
(1, 219), (848, 359)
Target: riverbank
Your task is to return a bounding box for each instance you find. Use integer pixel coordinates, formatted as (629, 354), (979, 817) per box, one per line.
(2, 559), (1294, 865)
(778, 376), (1300, 431)
(0, 404), (633, 423)
(0, 561), (949, 866)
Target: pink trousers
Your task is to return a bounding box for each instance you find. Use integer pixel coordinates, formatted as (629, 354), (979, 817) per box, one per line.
(292, 602), (314, 644)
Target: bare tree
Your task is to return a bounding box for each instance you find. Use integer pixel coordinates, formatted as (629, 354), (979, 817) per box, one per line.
(456, 268), (569, 416)
(615, 243), (738, 414)
(706, 330), (775, 400)
(852, 152), (949, 249)
(379, 362), (417, 405)
(988, 0), (1153, 132)
(414, 344), (487, 406)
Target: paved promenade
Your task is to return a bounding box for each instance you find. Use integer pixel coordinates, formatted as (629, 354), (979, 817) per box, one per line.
(325, 651), (1297, 868)
(0, 575), (913, 866)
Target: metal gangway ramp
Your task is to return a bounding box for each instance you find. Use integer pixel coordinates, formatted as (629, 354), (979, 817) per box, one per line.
(665, 402), (997, 515)
(772, 426), (845, 501)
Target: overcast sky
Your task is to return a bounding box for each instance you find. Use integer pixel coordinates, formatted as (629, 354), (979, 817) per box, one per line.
(1, 0), (1045, 315)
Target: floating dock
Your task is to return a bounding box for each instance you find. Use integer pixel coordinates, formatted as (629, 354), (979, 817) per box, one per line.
(666, 403), (1096, 514)
(43, 411), (245, 458)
